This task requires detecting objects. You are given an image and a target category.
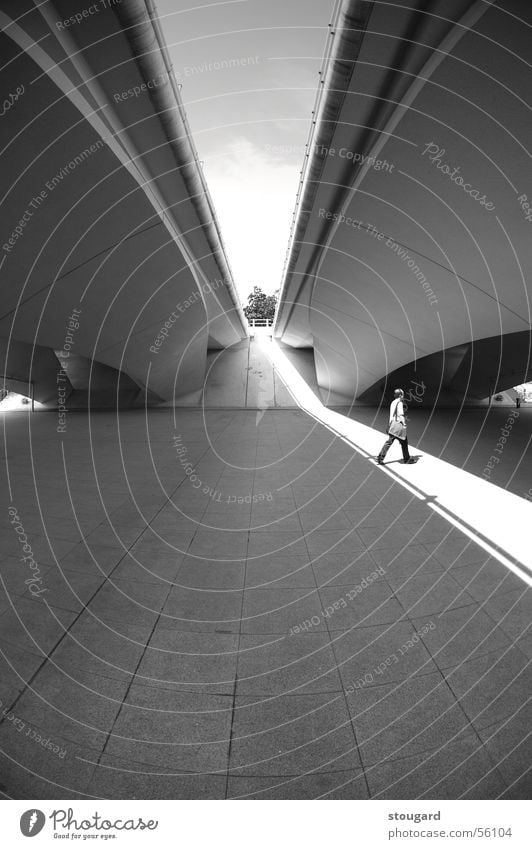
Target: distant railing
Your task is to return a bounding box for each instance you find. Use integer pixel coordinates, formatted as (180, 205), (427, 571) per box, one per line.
(247, 318), (274, 328)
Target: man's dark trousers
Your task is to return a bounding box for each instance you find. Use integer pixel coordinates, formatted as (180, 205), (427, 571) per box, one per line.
(378, 434), (411, 463)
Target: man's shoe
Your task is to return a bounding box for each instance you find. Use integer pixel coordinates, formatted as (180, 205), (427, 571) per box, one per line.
(405, 458), (416, 464)
(376, 458), (384, 465)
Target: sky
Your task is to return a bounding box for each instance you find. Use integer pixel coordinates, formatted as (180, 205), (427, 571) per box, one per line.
(153, 0), (336, 303)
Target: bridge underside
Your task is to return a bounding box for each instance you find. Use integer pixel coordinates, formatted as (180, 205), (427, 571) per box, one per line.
(358, 330), (532, 407)
(275, 0), (532, 406)
(0, 0), (246, 408)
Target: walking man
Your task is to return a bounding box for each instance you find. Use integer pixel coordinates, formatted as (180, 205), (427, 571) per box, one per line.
(377, 388), (416, 465)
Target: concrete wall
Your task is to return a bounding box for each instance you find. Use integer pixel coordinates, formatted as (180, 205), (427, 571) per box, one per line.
(202, 339), (319, 409)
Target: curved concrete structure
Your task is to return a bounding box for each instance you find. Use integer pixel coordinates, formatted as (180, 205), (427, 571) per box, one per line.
(276, 0), (532, 405)
(0, 0), (246, 407)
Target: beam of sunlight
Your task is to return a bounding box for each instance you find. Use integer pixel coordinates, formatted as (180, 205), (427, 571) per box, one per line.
(265, 338), (532, 586)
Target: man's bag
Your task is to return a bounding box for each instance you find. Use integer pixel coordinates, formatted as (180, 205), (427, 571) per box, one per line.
(388, 419), (406, 439)
(388, 400), (406, 439)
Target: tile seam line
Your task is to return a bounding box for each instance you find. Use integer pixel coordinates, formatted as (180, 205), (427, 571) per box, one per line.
(224, 407), (257, 798)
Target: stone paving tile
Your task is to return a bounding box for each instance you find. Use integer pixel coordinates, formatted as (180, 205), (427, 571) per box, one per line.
(88, 583), (164, 630)
(101, 578), (174, 613)
(388, 500), (441, 522)
(242, 588), (325, 635)
(291, 488), (340, 509)
(251, 513), (302, 532)
(226, 770), (369, 799)
(0, 597), (77, 657)
(250, 501), (299, 523)
(136, 629), (238, 694)
(109, 502), (162, 525)
(515, 635), (532, 660)
(333, 481), (373, 505)
(110, 562), (175, 590)
(13, 515), (85, 544)
(237, 632), (343, 696)
(148, 514), (200, 535)
(133, 530), (195, 554)
(12, 664), (128, 750)
(363, 487), (414, 513)
(0, 727), (99, 799)
(477, 705), (532, 792)
(411, 605), (512, 671)
(332, 620), (438, 693)
(400, 516), (460, 545)
(161, 587), (243, 633)
(82, 522), (146, 549)
(304, 529), (366, 558)
(442, 647), (531, 731)
(114, 551), (182, 583)
(357, 522), (423, 551)
(0, 591), (9, 618)
(0, 531), (27, 561)
(86, 757), (227, 799)
(0, 642), (46, 704)
(497, 773), (532, 800)
(386, 571), (476, 618)
(245, 554), (316, 589)
(60, 542), (126, 575)
(368, 544), (445, 577)
(229, 693), (361, 776)
(318, 582), (405, 629)
(347, 673), (473, 766)
(188, 530), (248, 558)
(55, 615), (152, 681)
(166, 495), (218, 519)
(346, 505), (400, 527)
(29, 535), (80, 566)
(365, 734), (507, 799)
(176, 557), (246, 590)
(312, 547), (378, 573)
(203, 497), (252, 515)
(202, 512), (252, 531)
(298, 509), (352, 533)
(254, 474), (291, 490)
(103, 685), (232, 772)
(450, 560), (525, 602)
(0, 556), (49, 599)
(247, 531), (308, 558)
(20, 566), (106, 613)
(427, 535), (489, 568)
(482, 588), (532, 644)
(364, 476), (409, 496)
(311, 551), (379, 588)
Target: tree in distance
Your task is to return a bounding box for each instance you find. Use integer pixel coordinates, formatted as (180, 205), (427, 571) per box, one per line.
(243, 286), (278, 322)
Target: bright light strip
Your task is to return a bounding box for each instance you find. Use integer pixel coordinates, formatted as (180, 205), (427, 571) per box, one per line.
(266, 338), (532, 586)
(0, 395), (44, 411)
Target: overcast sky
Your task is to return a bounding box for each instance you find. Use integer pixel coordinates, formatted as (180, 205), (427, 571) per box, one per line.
(154, 0), (336, 301)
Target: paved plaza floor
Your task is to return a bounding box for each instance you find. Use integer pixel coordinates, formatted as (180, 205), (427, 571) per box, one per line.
(0, 407), (530, 799)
